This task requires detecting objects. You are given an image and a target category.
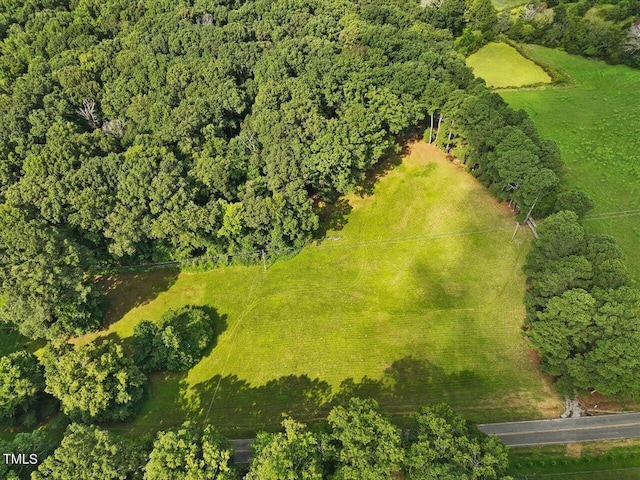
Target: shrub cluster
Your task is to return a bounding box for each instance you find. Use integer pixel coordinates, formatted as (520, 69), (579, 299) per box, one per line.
(132, 306), (216, 372)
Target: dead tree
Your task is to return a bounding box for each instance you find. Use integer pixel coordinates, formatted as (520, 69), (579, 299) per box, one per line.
(101, 118), (125, 138)
(445, 119), (454, 151)
(76, 99), (100, 129)
(623, 23), (640, 55)
(434, 113), (443, 145)
(195, 13), (214, 25)
(428, 112), (434, 143)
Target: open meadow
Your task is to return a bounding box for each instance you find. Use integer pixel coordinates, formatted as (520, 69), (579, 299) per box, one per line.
(491, 0), (527, 10)
(500, 46), (640, 285)
(466, 43), (552, 88)
(84, 142), (559, 437)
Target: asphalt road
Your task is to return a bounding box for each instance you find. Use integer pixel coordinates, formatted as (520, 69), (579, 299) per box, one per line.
(229, 413), (640, 463)
(478, 412), (640, 447)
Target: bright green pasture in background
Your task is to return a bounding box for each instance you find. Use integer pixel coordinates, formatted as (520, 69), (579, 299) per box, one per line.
(88, 143), (557, 437)
(466, 42), (552, 89)
(502, 45), (640, 285)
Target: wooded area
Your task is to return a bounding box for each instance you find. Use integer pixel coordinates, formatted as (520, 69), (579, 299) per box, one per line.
(0, 0), (639, 477)
(503, 0), (640, 68)
(0, 0), (561, 340)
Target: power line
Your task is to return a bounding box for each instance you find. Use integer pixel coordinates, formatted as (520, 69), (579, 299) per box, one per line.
(106, 225), (515, 274)
(583, 209), (640, 221)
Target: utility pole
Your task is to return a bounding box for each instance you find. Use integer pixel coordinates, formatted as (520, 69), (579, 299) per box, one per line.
(261, 250), (266, 271)
(511, 221), (520, 242)
(523, 195), (540, 224)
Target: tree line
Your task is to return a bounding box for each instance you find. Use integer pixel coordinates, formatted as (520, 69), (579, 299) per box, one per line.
(2, 398), (512, 480)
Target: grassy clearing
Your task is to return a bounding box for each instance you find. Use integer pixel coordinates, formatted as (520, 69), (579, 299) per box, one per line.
(83, 142), (558, 437)
(491, 0), (527, 10)
(467, 43), (552, 89)
(501, 45), (640, 285)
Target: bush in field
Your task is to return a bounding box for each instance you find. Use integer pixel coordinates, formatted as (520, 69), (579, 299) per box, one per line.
(133, 306), (216, 372)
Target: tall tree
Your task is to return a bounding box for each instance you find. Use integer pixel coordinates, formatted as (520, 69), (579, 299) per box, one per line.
(0, 206), (101, 340)
(405, 404), (511, 480)
(0, 351), (45, 422)
(41, 341), (146, 422)
(246, 418), (324, 480)
(33, 424), (146, 480)
(144, 422), (237, 480)
(327, 397), (404, 480)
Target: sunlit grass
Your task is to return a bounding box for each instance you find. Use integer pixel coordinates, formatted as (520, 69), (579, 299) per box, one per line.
(467, 42), (552, 89)
(89, 143), (559, 437)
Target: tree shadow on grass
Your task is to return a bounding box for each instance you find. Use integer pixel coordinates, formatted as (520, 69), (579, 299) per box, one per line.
(354, 149), (403, 198)
(156, 357), (487, 437)
(94, 269), (180, 328)
(313, 198), (353, 241)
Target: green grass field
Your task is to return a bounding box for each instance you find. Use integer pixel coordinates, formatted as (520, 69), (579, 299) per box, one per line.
(501, 45), (640, 285)
(508, 440), (640, 479)
(491, 0), (527, 10)
(467, 43), (552, 89)
(83, 142), (558, 437)
(536, 470), (640, 480)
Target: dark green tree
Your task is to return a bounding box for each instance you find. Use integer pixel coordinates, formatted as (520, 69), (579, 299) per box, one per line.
(33, 424), (146, 480)
(0, 206), (101, 340)
(0, 351), (44, 422)
(143, 422), (237, 480)
(327, 397), (404, 480)
(0, 429), (56, 480)
(41, 341), (146, 422)
(555, 190), (594, 218)
(405, 404), (511, 480)
(132, 306), (216, 372)
(246, 418), (324, 480)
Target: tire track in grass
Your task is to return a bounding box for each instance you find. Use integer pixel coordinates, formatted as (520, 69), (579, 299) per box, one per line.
(202, 271), (265, 424)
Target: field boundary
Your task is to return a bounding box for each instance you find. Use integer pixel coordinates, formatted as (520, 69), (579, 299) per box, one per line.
(490, 40), (580, 92)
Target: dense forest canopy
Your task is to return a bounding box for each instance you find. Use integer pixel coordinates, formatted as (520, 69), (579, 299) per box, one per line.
(0, 0), (562, 339)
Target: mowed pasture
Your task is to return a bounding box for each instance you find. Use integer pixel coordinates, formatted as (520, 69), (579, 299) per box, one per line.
(491, 0), (528, 10)
(89, 143), (558, 436)
(501, 46), (640, 285)
(466, 43), (552, 89)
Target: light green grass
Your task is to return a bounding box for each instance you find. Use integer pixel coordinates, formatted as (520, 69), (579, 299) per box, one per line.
(491, 0), (527, 10)
(467, 43), (552, 89)
(501, 45), (640, 285)
(85, 143), (558, 436)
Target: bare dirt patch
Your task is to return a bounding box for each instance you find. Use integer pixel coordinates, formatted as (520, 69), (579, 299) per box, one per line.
(565, 443), (583, 457)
